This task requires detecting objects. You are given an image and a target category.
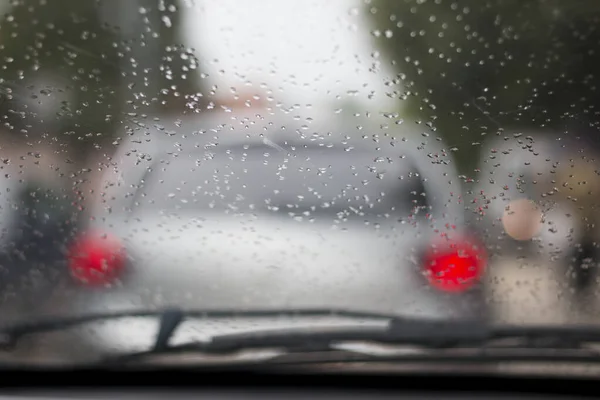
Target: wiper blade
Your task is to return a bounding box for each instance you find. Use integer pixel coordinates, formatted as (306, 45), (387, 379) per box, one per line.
(103, 319), (600, 366)
(103, 316), (600, 366)
(98, 309), (488, 365)
(0, 307), (444, 349)
(3, 307), (600, 366)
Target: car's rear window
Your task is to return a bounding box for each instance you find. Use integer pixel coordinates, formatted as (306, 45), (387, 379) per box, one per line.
(130, 145), (426, 222)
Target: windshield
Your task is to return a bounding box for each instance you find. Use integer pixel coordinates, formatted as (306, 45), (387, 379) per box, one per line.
(0, 0), (599, 375)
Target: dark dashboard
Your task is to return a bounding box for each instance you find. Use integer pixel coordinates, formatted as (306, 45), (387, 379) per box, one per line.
(0, 370), (596, 400)
(0, 393), (587, 400)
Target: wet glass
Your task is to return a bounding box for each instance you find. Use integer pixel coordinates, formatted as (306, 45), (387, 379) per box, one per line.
(0, 0), (597, 371)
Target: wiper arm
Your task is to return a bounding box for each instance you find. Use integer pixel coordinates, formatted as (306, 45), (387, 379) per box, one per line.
(103, 320), (600, 366)
(3, 307), (600, 366)
(0, 307), (425, 349)
(99, 311), (488, 365)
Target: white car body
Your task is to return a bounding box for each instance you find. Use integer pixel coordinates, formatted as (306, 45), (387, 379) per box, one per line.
(66, 110), (485, 358)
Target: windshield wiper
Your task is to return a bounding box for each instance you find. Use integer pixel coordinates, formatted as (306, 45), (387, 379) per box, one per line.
(0, 307), (475, 349)
(1, 307), (599, 366)
(104, 312), (600, 366)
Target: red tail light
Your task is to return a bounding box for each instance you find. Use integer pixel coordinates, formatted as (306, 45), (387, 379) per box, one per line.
(68, 231), (126, 286)
(422, 235), (487, 292)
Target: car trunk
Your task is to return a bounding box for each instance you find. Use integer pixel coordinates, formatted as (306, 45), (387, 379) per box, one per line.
(60, 211), (485, 358)
(81, 212), (446, 313)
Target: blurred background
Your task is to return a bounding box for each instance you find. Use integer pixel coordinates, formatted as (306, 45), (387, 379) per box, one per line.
(0, 0), (599, 343)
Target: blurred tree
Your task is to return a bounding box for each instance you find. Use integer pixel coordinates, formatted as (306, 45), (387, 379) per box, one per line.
(0, 0), (122, 162)
(116, 0), (204, 116)
(368, 0), (600, 174)
(0, 0), (204, 163)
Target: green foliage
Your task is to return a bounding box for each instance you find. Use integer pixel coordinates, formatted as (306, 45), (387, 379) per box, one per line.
(0, 0), (122, 158)
(368, 0), (600, 173)
(0, 0), (203, 160)
(129, 0), (204, 114)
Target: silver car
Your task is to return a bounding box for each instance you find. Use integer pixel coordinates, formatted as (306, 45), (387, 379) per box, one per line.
(62, 111), (487, 358)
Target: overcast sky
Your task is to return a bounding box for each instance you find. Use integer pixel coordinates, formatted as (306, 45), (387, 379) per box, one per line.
(182, 0), (399, 115)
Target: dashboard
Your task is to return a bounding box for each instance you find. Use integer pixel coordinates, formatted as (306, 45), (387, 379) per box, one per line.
(0, 391), (589, 400)
(0, 369), (595, 400)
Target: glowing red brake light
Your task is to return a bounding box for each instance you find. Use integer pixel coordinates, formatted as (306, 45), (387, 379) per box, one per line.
(68, 231), (126, 286)
(422, 235), (487, 292)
